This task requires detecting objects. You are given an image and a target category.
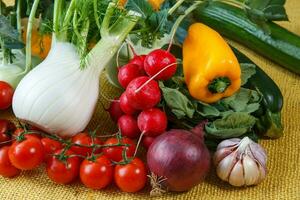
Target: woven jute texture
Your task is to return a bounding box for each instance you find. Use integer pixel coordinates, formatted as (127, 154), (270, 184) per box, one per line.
(1, 0), (300, 199)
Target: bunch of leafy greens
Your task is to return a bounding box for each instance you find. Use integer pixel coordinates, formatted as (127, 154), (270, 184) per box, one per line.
(158, 54), (260, 144)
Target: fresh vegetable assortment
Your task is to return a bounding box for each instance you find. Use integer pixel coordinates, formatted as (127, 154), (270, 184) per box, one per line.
(1, 0), (298, 197)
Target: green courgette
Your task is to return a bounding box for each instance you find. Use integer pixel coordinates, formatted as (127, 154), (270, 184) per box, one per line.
(233, 47), (284, 138)
(194, 2), (300, 74)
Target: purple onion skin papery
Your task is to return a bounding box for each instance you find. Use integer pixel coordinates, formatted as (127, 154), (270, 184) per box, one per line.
(147, 126), (211, 192)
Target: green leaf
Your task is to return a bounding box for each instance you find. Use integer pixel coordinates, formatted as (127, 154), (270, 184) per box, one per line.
(221, 88), (261, 113)
(148, 9), (168, 32)
(0, 16), (24, 49)
(197, 101), (220, 117)
(246, 0), (288, 22)
(240, 63), (256, 85)
(125, 0), (153, 18)
(205, 112), (257, 139)
(160, 83), (195, 119)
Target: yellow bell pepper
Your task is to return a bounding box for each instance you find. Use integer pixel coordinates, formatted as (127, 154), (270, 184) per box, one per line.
(183, 23), (241, 103)
(119, 0), (164, 10)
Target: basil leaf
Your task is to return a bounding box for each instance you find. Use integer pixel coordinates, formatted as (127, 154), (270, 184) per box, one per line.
(160, 83), (195, 119)
(205, 112), (257, 139)
(240, 63), (256, 85)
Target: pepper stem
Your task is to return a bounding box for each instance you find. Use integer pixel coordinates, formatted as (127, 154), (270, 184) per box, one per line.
(208, 77), (231, 94)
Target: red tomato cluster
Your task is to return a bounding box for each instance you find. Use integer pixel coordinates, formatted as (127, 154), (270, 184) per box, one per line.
(0, 121), (147, 193)
(107, 49), (177, 149)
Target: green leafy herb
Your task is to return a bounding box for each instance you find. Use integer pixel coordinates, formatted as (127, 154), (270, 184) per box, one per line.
(240, 63), (256, 85)
(197, 101), (221, 118)
(205, 112), (257, 139)
(126, 0), (169, 47)
(160, 82), (195, 119)
(221, 88), (261, 114)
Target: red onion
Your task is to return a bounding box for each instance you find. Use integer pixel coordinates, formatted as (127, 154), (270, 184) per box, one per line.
(147, 123), (211, 192)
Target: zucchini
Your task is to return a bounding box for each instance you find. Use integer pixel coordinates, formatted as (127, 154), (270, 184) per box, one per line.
(194, 2), (300, 74)
(233, 47), (284, 138)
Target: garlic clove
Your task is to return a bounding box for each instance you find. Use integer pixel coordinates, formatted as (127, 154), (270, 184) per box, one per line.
(217, 152), (238, 181)
(214, 147), (233, 166)
(228, 160), (245, 187)
(256, 163), (267, 185)
(249, 143), (267, 167)
(243, 154), (260, 186)
(217, 138), (240, 151)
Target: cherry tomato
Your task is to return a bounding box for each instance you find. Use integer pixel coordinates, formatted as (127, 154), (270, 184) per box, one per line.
(114, 158), (147, 193)
(0, 81), (14, 110)
(80, 155), (113, 189)
(70, 132), (103, 157)
(8, 135), (44, 170)
(102, 137), (136, 162)
(0, 146), (21, 178)
(46, 149), (80, 184)
(13, 128), (41, 139)
(0, 119), (16, 147)
(41, 138), (63, 161)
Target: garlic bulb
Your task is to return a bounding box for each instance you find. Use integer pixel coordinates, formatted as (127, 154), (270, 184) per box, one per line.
(12, 42), (100, 137)
(214, 137), (267, 187)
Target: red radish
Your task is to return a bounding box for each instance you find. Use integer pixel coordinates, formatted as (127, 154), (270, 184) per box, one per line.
(118, 115), (140, 138)
(128, 44), (146, 72)
(142, 136), (155, 149)
(126, 76), (161, 110)
(137, 108), (167, 137)
(147, 122), (211, 192)
(118, 63), (144, 88)
(106, 99), (124, 122)
(129, 55), (146, 72)
(119, 93), (138, 115)
(144, 49), (177, 80)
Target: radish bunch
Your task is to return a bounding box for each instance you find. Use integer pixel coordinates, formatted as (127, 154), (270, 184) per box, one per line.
(107, 48), (177, 148)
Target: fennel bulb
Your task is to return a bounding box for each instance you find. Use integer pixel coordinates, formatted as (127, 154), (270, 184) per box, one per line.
(13, 1), (140, 137)
(13, 42), (99, 137)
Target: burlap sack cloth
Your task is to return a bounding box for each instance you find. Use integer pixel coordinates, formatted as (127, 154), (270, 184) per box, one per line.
(1, 0), (299, 199)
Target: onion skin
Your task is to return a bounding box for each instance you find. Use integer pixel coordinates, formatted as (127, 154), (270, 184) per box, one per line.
(147, 125), (211, 192)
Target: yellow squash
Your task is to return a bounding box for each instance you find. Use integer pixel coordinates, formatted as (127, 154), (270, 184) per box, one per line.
(183, 23), (241, 103)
